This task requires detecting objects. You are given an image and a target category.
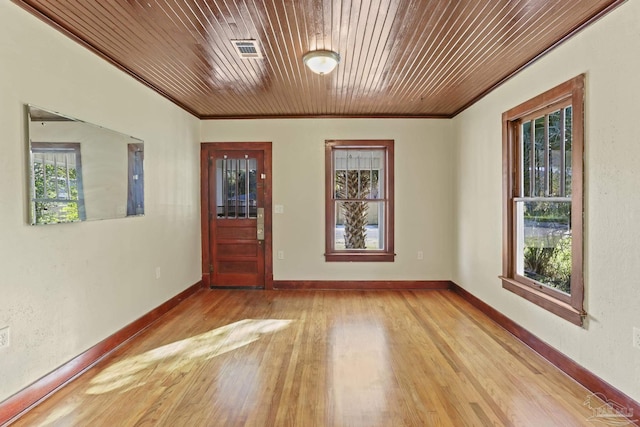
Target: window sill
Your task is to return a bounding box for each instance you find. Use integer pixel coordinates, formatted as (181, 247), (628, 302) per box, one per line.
(325, 252), (395, 262)
(500, 276), (585, 326)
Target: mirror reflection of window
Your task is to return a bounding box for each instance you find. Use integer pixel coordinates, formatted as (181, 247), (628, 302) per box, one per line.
(27, 105), (145, 224)
(30, 142), (86, 224)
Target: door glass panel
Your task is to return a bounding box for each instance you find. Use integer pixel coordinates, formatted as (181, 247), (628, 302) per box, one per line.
(215, 156), (258, 219)
(216, 159), (224, 217)
(248, 158), (257, 218)
(226, 159), (237, 218)
(237, 159), (247, 218)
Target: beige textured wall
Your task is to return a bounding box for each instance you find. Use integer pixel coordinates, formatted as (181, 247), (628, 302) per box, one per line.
(452, 0), (640, 402)
(0, 3), (201, 402)
(201, 119), (455, 281)
(3, 0), (639, 411)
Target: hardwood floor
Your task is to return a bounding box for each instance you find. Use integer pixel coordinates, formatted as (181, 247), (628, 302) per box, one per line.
(12, 289), (609, 426)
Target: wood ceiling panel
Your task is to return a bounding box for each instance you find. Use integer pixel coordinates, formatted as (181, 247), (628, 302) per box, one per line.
(12, 0), (626, 118)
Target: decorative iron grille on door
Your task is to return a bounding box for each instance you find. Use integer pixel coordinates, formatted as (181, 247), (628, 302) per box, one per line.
(216, 155), (258, 219)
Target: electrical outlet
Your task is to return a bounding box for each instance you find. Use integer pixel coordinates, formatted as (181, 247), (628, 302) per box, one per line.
(417, 251), (424, 260)
(277, 250), (285, 260)
(633, 327), (640, 350)
(0, 326), (9, 348)
(155, 267), (161, 279)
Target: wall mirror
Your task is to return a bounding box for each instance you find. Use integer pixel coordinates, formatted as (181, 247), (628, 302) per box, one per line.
(27, 105), (144, 225)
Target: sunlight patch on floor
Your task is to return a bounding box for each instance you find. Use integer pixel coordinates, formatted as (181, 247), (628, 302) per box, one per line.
(330, 320), (391, 424)
(36, 401), (80, 426)
(86, 319), (292, 395)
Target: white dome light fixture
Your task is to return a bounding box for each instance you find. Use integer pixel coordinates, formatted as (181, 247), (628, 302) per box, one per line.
(303, 50), (341, 75)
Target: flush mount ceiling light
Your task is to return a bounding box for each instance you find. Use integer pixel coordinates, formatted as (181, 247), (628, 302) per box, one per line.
(302, 50), (341, 75)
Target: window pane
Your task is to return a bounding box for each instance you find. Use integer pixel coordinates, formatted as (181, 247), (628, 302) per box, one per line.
(548, 110), (562, 196)
(33, 159), (46, 199)
(335, 201), (384, 250)
(521, 121), (531, 197)
(370, 169), (380, 199)
(32, 148), (82, 224)
(334, 149), (384, 199)
(334, 169), (348, 198)
(34, 201), (79, 224)
(565, 106), (573, 196)
(533, 117), (545, 197)
(37, 152), (68, 199)
(516, 200), (571, 294)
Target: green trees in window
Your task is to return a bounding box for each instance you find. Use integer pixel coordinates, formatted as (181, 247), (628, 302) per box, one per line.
(33, 162), (80, 224)
(522, 202), (572, 294)
(524, 235), (571, 294)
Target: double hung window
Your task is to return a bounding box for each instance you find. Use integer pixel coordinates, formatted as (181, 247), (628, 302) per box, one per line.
(501, 75), (585, 325)
(325, 140), (394, 262)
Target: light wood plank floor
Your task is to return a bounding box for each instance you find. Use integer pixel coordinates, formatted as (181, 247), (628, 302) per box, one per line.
(14, 290), (605, 426)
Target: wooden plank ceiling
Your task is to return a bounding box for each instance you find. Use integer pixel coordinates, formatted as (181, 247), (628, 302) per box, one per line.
(14, 0), (624, 119)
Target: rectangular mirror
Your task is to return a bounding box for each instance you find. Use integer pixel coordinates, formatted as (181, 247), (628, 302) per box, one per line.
(27, 105), (144, 225)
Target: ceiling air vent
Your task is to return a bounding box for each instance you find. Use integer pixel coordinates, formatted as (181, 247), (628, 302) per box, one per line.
(231, 40), (262, 59)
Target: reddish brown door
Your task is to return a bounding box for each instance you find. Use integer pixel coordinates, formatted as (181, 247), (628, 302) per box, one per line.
(201, 143), (272, 289)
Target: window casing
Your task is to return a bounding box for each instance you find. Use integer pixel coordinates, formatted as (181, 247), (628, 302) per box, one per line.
(501, 75), (585, 325)
(325, 140), (394, 262)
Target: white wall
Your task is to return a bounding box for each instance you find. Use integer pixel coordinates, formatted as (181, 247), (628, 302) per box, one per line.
(201, 119), (454, 281)
(0, 3), (201, 402)
(453, 0), (640, 402)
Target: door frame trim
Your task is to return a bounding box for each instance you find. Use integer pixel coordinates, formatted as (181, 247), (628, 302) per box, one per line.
(200, 142), (273, 290)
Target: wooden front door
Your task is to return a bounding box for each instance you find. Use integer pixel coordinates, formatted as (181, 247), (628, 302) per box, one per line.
(201, 142), (272, 289)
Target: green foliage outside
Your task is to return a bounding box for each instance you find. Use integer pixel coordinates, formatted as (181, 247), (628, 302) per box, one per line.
(524, 234), (571, 294)
(522, 201), (572, 294)
(524, 202), (570, 224)
(33, 162), (80, 224)
(520, 106), (573, 294)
